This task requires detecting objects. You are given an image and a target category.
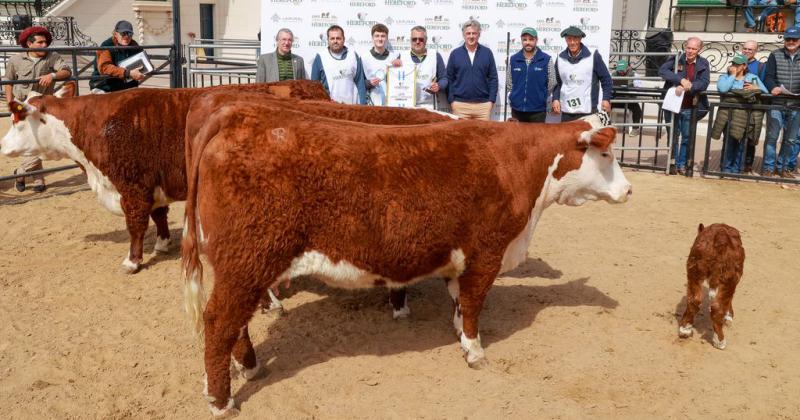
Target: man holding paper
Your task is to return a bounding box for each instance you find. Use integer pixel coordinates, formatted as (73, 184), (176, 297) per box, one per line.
(90, 20), (145, 93)
(762, 26), (800, 178)
(396, 26), (448, 110)
(658, 37), (710, 175)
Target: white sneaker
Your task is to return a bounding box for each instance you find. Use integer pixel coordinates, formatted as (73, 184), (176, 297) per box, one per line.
(628, 127), (641, 137)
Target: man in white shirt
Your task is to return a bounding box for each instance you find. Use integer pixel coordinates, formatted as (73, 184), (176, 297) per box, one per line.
(361, 23), (399, 106)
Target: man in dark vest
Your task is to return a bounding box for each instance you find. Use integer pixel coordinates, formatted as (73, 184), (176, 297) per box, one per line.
(90, 20), (145, 93)
(507, 27), (555, 123)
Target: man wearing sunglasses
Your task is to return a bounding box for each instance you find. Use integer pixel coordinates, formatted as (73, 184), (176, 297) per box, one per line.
(90, 20), (145, 93)
(394, 26), (448, 110)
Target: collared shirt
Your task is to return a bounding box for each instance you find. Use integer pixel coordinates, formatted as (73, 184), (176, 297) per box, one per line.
(4, 51), (70, 100)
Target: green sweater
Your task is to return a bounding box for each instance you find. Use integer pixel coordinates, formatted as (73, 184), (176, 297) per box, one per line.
(277, 52), (294, 81)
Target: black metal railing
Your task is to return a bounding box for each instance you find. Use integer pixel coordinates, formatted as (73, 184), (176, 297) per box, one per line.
(0, 1), (61, 17)
(0, 15), (95, 46)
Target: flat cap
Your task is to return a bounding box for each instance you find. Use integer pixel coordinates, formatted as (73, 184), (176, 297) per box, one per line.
(560, 26), (586, 38)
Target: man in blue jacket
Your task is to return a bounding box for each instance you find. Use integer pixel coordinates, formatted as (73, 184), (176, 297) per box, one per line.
(507, 27), (555, 123)
(658, 36), (710, 175)
(446, 19), (498, 120)
(552, 26), (613, 122)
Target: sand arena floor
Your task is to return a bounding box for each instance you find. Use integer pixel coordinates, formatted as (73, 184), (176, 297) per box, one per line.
(1, 151), (800, 419)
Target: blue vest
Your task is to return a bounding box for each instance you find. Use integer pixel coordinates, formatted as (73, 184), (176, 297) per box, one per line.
(509, 48), (551, 113)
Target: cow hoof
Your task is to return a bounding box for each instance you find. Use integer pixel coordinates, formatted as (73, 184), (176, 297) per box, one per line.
(392, 306), (411, 320)
(208, 398), (239, 418)
(121, 257), (140, 274)
(154, 236), (171, 254)
(232, 359), (263, 381)
(724, 312), (733, 325)
(678, 324), (693, 338)
(467, 355), (488, 370)
(712, 333), (727, 350)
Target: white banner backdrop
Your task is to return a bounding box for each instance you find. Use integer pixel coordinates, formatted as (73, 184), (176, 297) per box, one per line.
(261, 0), (612, 120)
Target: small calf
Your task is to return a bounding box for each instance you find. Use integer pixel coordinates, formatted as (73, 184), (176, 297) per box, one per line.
(678, 223), (745, 349)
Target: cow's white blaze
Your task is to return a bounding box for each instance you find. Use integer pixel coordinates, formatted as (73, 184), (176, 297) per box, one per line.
(548, 143), (631, 206)
(500, 154), (563, 274)
(277, 248), (466, 289)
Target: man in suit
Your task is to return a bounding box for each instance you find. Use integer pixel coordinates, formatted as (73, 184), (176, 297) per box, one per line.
(256, 28), (307, 82)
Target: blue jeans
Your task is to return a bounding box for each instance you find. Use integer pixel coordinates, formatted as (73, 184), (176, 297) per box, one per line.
(763, 109), (800, 172)
(722, 134), (745, 173)
(666, 110), (693, 169)
(745, 0), (778, 28)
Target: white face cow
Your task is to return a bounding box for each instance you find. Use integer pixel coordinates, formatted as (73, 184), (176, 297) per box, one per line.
(545, 114), (632, 207)
(1, 94), (72, 161)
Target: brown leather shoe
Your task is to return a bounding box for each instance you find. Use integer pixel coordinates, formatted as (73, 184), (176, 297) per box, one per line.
(779, 170), (796, 179)
(761, 170), (775, 177)
(677, 167), (686, 176)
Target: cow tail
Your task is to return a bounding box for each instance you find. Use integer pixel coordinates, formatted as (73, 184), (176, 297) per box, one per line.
(181, 111), (225, 342)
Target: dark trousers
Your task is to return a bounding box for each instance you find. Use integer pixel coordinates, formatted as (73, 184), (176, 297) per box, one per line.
(560, 112), (591, 122)
(611, 102), (643, 124)
(511, 109), (547, 123)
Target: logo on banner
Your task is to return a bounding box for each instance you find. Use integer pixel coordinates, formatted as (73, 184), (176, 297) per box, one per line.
(535, 17), (561, 32)
(429, 35), (453, 52)
(349, 0), (376, 5)
(308, 33), (328, 47)
(495, 0), (527, 10)
(384, 0), (417, 6)
(347, 12), (378, 26)
(421, 0), (454, 4)
(577, 17), (601, 33)
(390, 35), (411, 51)
(498, 39), (521, 55)
(495, 19), (527, 29)
(311, 12), (339, 27)
(424, 16), (450, 31)
(270, 0), (303, 4)
(461, 0), (488, 10)
(271, 14), (304, 24)
(573, 0), (598, 12)
(543, 0), (567, 6)
(538, 37), (561, 53)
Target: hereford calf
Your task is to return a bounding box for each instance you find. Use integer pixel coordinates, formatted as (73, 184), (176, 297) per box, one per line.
(678, 223), (745, 350)
(181, 105), (631, 417)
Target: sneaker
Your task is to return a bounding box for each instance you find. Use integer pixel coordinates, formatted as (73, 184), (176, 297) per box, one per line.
(32, 184), (47, 193)
(628, 127), (641, 137)
(744, 165), (753, 174)
(13, 169), (25, 192)
(669, 164), (678, 175)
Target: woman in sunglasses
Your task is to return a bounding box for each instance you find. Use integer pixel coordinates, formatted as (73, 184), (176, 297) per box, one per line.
(90, 20), (145, 93)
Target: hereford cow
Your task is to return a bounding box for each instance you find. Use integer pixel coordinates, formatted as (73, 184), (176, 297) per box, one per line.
(678, 223), (745, 350)
(181, 105), (632, 417)
(0, 83), (451, 280)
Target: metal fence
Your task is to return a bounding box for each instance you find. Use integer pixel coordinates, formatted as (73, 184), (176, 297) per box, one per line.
(184, 39), (259, 87)
(668, 1), (798, 33)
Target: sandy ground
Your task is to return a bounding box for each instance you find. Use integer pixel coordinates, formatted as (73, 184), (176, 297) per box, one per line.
(2, 146), (800, 419)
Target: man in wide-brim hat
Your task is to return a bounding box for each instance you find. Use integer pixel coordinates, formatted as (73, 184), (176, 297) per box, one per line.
(3, 25), (72, 192)
(552, 25), (613, 122)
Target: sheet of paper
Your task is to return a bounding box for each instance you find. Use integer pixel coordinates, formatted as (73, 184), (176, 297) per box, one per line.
(662, 87), (684, 114)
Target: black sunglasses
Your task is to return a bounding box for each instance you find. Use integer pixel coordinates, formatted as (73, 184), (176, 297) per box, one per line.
(411, 37), (426, 42)
(119, 31), (133, 37)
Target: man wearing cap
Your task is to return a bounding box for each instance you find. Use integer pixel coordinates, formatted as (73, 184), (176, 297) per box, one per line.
(610, 59), (643, 136)
(552, 25), (613, 122)
(90, 20), (145, 93)
(3, 26), (71, 193)
(256, 28), (307, 83)
(446, 19), (498, 120)
(762, 26), (800, 178)
(506, 27), (555, 123)
(712, 53), (767, 173)
(658, 36), (710, 175)
(310, 25), (367, 105)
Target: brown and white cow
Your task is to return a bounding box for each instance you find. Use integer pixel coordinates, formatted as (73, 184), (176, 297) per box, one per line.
(678, 223), (745, 350)
(181, 105), (631, 417)
(0, 82), (451, 279)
